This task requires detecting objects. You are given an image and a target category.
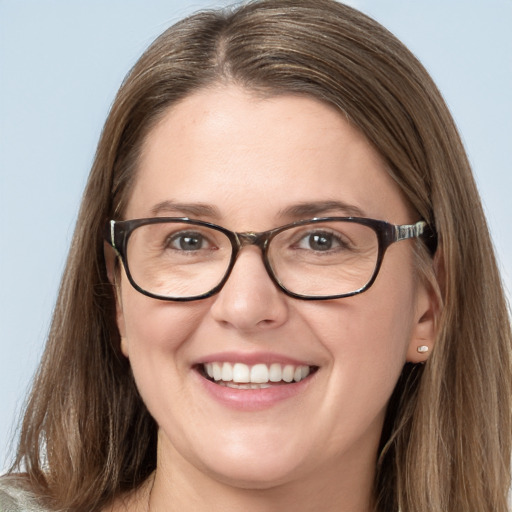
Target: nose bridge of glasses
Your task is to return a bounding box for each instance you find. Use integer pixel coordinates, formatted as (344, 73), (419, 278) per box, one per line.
(228, 231), (280, 292)
(235, 231), (268, 251)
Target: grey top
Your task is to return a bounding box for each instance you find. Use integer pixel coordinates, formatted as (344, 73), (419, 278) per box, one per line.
(0, 479), (49, 512)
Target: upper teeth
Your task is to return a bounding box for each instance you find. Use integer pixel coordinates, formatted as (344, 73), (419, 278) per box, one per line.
(203, 362), (311, 384)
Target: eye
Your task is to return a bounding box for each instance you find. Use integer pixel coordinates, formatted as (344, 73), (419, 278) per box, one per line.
(167, 231), (210, 251)
(297, 231), (345, 251)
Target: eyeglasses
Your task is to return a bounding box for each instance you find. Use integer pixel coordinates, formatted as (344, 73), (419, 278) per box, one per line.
(104, 217), (431, 301)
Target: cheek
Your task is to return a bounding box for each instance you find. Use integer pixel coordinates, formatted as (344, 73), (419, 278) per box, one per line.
(306, 283), (415, 357)
(356, 248), (418, 359)
(117, 282), (213, 428)
(118, 275), (208, 366)
(301, 262), (417, 409)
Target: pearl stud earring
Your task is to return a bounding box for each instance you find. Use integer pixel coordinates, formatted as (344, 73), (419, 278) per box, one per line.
(417, 345), (429, 354)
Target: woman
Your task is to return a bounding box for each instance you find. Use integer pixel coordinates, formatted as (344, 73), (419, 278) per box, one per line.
(1, 0), (511, 511)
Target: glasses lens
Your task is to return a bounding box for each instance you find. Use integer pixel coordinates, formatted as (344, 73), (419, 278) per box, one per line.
(268, 220), (379, 297)
(126, 222), (232, 299)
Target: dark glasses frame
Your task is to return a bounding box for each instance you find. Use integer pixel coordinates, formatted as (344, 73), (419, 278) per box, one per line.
(104, 217), (435, 301)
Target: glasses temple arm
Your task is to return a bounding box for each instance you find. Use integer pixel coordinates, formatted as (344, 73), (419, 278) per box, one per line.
(394, 220), (427, 242)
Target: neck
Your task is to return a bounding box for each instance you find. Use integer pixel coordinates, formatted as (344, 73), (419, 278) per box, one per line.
(148, 433), (377, 512)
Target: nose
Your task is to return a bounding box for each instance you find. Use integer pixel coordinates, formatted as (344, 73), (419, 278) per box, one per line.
(209, 246), (289, 331)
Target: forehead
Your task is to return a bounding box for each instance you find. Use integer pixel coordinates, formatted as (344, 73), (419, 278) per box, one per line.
(126, 86), (410, 226)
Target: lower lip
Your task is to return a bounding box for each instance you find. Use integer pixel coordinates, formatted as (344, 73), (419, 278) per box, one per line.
(195, 370), (315, 411)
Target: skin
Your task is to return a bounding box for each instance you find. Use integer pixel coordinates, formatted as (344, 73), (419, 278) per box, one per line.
(110, 86), (436, 512)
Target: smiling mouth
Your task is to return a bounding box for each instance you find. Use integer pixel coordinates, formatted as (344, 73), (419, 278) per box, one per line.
(198, 362), (318, 389)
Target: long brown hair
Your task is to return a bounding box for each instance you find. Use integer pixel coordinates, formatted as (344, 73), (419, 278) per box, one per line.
(9, 1), (511, 510)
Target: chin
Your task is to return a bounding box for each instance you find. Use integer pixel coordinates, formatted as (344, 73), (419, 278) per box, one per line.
(203, 460), (303, 491)
(190, 435), (311, 490)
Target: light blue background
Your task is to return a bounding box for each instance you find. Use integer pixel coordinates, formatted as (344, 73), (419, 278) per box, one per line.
(1, 0), (511, 469)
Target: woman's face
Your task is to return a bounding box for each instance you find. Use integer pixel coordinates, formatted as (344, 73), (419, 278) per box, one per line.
(115, 86), (434, 490)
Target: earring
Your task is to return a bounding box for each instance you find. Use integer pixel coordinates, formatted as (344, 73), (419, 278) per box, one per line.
(417, 345), (429, 354)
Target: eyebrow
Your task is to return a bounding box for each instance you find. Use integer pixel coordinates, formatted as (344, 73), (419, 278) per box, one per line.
(149, 199), (366, 221)
(278, 200), (366, 219)
(150, 200), (221, 219)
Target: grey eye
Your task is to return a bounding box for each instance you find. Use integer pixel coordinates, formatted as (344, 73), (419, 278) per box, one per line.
(297, 231), (342, 251)
(169, 232), (208, 251)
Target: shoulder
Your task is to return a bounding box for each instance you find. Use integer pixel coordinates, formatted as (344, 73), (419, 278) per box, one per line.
(0, 477), (49, 512)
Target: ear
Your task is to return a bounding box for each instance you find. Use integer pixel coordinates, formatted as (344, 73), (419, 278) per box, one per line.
(407, 277), (444, 366)
(406, 280), (438, 363)
(104, 241), (129, 357)
(406, 245), (444, 363)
